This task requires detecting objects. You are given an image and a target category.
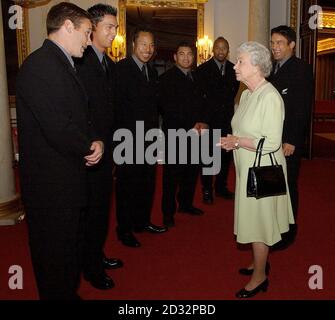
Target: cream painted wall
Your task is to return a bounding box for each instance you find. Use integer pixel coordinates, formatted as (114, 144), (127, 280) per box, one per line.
(270, 0), (289, 31)
(212, 0), (249, 63)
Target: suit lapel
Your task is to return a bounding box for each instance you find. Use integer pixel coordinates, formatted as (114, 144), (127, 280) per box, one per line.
(45, 40), (88, 102)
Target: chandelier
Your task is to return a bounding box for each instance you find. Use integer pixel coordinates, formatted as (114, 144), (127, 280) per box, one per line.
(108, 34), (125, 62)
(196, 35), (213, 65)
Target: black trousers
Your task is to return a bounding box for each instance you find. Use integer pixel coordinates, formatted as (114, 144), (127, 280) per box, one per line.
(201, 127), (232, 192)
(116, 164), (156, 232)
(162, 163), (199, 217)
(26, 207), (85, 300)
(286, 152), (302, 219)
(201, 149), (232, 192)
(82, 203), (110, 277)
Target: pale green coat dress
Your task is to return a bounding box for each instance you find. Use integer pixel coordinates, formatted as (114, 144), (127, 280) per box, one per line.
(231, 82), (295, 246)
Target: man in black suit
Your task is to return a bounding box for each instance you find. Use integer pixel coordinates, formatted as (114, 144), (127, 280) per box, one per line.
(114, 28), (167, 248)
(16, 3), (104, 300)
(196, 37), (240, 204)
(75, 3), (123, 291)
(159, 42), (208, 227)
(269, 25), (314, 249)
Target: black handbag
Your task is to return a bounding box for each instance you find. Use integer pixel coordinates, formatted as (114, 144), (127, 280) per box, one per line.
(247, 138), (287, 199)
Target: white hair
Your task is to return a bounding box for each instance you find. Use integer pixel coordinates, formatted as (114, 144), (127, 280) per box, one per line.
(237, 41), (273, 77)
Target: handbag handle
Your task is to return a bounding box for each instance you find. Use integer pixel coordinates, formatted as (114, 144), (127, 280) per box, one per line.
(253, 138), (280, 168)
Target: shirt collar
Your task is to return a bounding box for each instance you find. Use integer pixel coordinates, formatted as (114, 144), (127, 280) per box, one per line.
(214, 58), (226, 70)
(50, 39), (75, 68)
(176, 65), (191, 76)
(91, 44), (105, 63)
(132, 54), (145, 70)
(277, 55), (292, 68)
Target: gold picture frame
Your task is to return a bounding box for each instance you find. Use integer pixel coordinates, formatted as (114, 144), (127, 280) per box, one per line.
(16, 7), (30, 67)
(118, 0), (207, 62)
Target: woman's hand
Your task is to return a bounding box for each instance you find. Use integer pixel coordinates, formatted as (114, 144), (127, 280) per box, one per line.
(219, 134), (239, 151)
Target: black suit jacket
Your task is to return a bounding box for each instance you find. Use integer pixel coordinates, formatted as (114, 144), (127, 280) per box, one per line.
(16, 39), (94, 208)
(114, 56), (159, 133)
(158, 66), (207, 130)
(196, 58), (240, 131)
(268, 56), (314, 149)
(75, 46), (115, 203)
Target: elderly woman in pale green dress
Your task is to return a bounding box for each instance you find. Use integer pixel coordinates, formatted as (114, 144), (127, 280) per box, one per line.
(220, 42), (294, 298)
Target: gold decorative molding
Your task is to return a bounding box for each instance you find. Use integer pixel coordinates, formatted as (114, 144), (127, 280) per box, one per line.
(317, 38), (335, 53)
(16, 8), (30, 67)
(290, 0), (298, 33)
(320, 11), (335, 29)
(14, 1), (51, 8)
(118, 0), (207, 61)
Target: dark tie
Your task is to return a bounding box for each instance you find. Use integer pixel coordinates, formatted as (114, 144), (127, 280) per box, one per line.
(186, 71), (193, 82)
(142, 64), (148, 81)
(274, 62), (280, 74)
(220, 64), (224, 76)
(102, 54), (108, 74)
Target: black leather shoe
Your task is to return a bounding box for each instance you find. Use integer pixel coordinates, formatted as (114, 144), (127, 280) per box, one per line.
(216, 188), (234, 200)
(103, 257), (124, 270)
(116, 229), (141, 248)
(134, 223), (167, 234)
(179, 206), (204, 216)
(235, 278), (269, 299)
(239, 262), (270, 276)
(84, 272), (115, 290)
(202, 189), (214, 204)
(163, 216), (175, 228)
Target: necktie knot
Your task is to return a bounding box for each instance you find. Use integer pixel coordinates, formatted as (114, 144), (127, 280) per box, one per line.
(274, 62), (280, 74)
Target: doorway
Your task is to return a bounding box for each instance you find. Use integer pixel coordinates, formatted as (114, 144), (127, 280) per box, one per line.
(117, 0), (207, 70)
(126, 5), (197, 75)
(300, 0), (335, 158)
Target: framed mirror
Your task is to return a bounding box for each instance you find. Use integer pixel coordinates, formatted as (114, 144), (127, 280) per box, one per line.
(116, 0), (207, 64)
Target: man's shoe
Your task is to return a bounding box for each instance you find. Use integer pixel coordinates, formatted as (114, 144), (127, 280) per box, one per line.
(178, 206), (204, 216)
(202, 189), (214, 204)
(84, 272), (115, 290)
(216, 188), (234, 200)
(116, 229), (141, 248)
(103, 257), (124, 270)
(134, 223), (167, 234)
(163, 216), (175, 228)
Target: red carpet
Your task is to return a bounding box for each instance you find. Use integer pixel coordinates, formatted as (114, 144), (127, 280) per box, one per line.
(1, 159), (335, 300)
(313, 120), (335, 159)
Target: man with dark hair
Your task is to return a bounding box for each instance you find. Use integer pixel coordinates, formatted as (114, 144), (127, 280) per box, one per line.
(16, 2), (103, 299)
(196, 37), (240, 204)
(269, 25), (314, 249)
(75, 3), (122, 291)
(114, 28), (167, 248)
(159, 42), (207, 227)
